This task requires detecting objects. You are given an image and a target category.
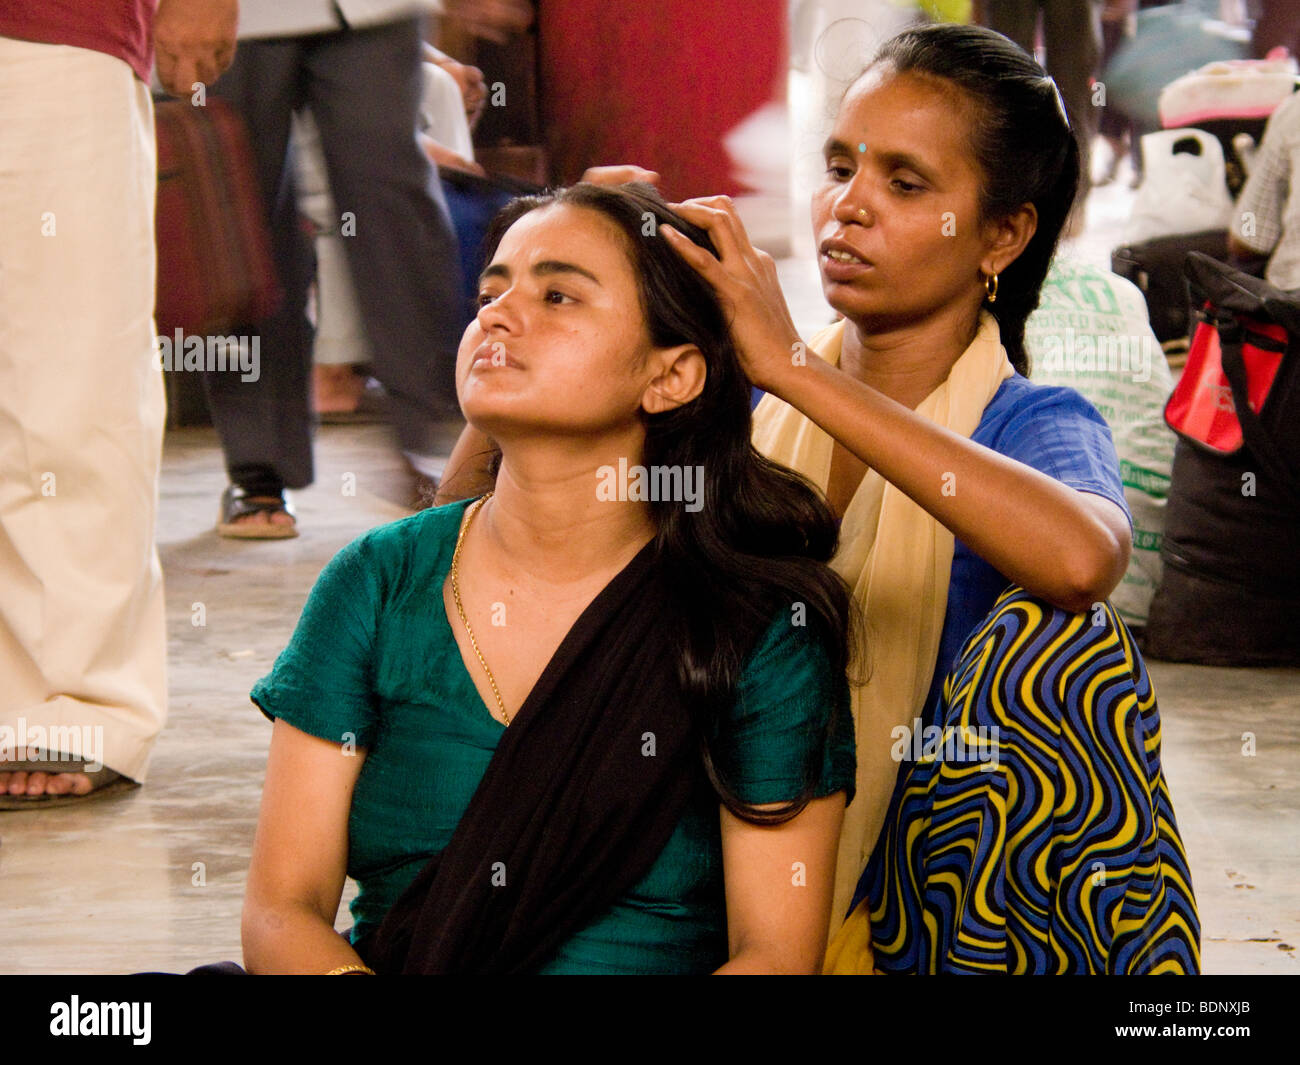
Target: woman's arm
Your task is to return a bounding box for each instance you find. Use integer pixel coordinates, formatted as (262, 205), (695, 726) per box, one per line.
(715, 793), (845, 974)
(769, 356), (1131, 614)
(661, 198), (1130, 614)
(241, 719), (369, 975)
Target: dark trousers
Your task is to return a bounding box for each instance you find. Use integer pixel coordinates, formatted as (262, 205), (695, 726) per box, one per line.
(207, 17), (467, 494)
(983, 0), (1100, 204)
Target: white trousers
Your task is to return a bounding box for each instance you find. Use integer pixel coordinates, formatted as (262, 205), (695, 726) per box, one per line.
(0, 38), (167, 782)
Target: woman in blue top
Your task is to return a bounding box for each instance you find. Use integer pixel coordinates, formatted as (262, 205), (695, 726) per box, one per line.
(647, 24), (1199, 972)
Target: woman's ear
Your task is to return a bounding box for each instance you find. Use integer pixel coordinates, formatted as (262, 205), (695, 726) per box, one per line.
(980, 202), (1038, 278)
(641, 345), (707, 415)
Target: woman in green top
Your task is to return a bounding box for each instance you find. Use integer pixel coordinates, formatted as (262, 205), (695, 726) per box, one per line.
(240, 183), (861, 975)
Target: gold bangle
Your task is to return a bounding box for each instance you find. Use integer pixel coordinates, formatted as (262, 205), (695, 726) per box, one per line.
(324, 963), (376, 976)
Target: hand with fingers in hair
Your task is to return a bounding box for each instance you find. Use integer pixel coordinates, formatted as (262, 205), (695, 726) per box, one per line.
(660, 196), (805, 397)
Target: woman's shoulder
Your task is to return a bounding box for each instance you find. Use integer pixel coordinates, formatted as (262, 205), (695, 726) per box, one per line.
(718, 605), (856, 804)
(975, 373), (1110, 446)
(732, 608), (852, 738)
(331, 497), (475, 580)
(973, 374), (1126, 509)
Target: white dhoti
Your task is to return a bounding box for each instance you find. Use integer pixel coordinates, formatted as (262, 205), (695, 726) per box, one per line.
(0, 37), (166, 782)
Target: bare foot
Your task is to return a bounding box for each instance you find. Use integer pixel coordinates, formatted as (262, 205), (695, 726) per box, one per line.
(313, 364), (365, 415)
(0, 750), (95, 797)
(227, 498), (296, 529)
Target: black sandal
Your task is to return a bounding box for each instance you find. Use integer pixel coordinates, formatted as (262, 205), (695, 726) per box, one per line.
(217, 485), (298, 539)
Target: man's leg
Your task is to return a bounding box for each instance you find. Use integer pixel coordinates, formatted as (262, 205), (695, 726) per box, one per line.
(1041, 0), (1100, 209)
(981, 0), (1040, 55)
(305, 17), (467, 474)
(0, 38), (166, 786)
(207, 37), (316, 502)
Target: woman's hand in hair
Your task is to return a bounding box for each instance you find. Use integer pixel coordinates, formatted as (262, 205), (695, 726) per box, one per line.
(661, 196), (805, 395)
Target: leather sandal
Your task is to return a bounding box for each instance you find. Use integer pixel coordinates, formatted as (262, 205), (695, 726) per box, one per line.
(217, 485), (298, 539)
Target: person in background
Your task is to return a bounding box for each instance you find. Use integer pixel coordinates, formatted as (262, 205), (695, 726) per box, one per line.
(209, 1), (532, 538)
(0, 0), (238, 803)
(297, 41), (489, 420)
(978, 0), (1101, 222)
(1095, 0), (1135, 185)
(1229, 90), (1300, 291)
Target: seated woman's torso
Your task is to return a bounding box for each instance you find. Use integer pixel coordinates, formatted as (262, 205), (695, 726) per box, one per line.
(251, 498), (855, 975)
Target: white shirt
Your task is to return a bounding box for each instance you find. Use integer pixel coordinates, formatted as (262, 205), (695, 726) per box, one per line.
(237, 1), (443, 41)
(1237, 92), (1300, 291)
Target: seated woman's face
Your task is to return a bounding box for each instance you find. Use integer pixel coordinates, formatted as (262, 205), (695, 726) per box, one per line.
(813, 68), (992, 329)
(457, 203), (663, 441)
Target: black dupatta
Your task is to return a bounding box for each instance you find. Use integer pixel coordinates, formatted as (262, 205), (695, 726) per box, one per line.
(357, 532), (747, 974)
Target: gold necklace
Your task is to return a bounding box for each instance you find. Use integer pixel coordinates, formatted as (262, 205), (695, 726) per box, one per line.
(450, 492), (511, 726)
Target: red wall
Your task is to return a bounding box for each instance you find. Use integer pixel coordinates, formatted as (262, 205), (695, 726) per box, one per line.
(538, 1), (787, 199)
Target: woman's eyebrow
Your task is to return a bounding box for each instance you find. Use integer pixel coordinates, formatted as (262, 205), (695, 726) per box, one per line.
(876, 151), (937, 182)
(478, 261), (602, 285)
(823, 137), (854, 159)
(534, 260), (602, 284)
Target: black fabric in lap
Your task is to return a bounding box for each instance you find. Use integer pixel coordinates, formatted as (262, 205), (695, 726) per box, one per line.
(356, 535), (753, 974)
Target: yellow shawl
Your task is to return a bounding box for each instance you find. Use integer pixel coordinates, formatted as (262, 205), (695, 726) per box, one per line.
(750, 311), (1012, 966)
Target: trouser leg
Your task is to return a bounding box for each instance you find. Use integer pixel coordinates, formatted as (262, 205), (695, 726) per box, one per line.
(982, 0), (1040, 54)
(208, 37), (316, 493)
(1041, 0), (1101, 203)
(305, 17), (468, 460)
(0, 39), (166, 781)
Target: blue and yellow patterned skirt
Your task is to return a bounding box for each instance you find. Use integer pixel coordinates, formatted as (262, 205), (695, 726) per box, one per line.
(856, 587), (1201, 974)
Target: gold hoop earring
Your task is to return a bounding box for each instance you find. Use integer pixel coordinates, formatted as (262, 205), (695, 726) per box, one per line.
(984, 272), (999, 304)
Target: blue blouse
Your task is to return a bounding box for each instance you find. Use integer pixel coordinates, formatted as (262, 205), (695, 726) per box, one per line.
(922, 374), (1129, 713)
(751, 373), (1130, 714)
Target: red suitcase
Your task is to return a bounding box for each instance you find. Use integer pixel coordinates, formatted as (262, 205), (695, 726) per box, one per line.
(154, 96), (281, 338)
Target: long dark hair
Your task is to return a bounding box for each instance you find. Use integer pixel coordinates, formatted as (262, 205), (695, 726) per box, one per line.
(866, 23), (1081, 374)
(475, 182), (864, 824)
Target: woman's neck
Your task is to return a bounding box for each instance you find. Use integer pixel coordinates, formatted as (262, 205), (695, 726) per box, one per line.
(839, 303), (982, 409)
(478, 435), (657, 586)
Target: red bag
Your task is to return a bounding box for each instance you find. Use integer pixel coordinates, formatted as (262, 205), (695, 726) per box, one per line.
(1165, 310), (1287, 454)
(154, 97), (281, 336)
(1146, 253), (1300, 665)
